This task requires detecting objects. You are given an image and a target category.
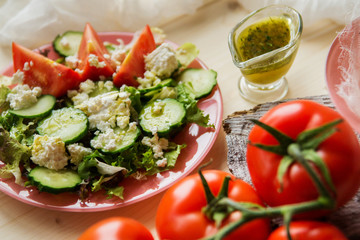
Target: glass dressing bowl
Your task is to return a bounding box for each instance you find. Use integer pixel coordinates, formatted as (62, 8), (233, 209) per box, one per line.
(228, 5), (303, 103)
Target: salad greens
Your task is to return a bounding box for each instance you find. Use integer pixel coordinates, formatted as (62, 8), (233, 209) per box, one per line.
(0, 26), (217, 201)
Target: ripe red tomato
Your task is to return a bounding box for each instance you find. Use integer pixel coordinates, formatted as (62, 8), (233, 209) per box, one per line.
(77, 23), (114, 81)
(156, 170), (271, 240)
(267, 221), (348, 240)
(247, 100), (360, 212)
(12, 42), (82, 97)
(78, 217), (154, 240)
(113, 24), (156, 87)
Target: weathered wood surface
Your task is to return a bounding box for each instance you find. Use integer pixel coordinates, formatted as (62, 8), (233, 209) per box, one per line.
(223, 95), (360, 240)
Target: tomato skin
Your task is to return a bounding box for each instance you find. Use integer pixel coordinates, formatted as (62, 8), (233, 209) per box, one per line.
(113, 24), (156, 87)
(77, 23), (114, 81)
(12, 42), (82, 98)
(78, 217), (154, 240)
(247, 100), (360, 213)
(267, 221), (348, 240)
(156, 170), (271, 240)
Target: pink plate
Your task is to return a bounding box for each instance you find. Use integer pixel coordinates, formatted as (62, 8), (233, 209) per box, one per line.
(0, 32), (223, 212)
(326, 17), (360, 133)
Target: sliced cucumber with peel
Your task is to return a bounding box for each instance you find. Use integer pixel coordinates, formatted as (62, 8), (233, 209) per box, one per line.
(37, 107), (88, 144)
(177, 68), (217, 99)
(9, 95), (56, 119)
(91, 126), (141, 154)
(139, 98), (186, 136)
(28, 167), (82, 194)
(139, 79), (175, 95)
(53, 31), (83, 57)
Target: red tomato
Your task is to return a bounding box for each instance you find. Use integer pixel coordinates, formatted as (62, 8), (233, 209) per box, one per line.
(77, 23), (114, 81)
(78, 217), (154, 240)
(12, 42), (82, 97)
(156, 170), (271, 240)
(267, 221), (348, 240)
(113, 24), (156, 87)
(247, 100), (360, 212)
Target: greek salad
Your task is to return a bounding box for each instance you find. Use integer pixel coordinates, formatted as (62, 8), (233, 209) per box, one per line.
(0, 23), (217, 200)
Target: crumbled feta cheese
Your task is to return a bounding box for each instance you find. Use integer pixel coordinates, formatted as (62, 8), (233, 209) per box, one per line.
(129, 122), (137, 131)
(104, 81), (114, 91)
(12, 70), (25, 84)
(31, 135), (69, 170)
(137, 70), (161, 89)
(75, 68), (84, 74)
(90, 128), (124, 151)
(152, 101), (165, 115)
(65, 55), (80, 69)
(141, 133), (168, 159)
(70, 92), (90, 107)
(67, 143), (92, 166)
(151, 27), (166, 45)
(88, 54), (106, 68)
(131, 171), (147, 180)
(73, 90), (131, 132)
(6, 84), (42, 110)
(60, 36), (70, 49)
(23, 61), (33, 71)
(79, 79), (96, 94)
(116, 116), (130, 129)
(156, 158), (168, 168)
(145, 43), (178, 78)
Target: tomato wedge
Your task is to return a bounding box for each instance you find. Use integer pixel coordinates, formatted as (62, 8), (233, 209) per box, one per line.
(113, 24), (156, 87)
(77, 23), (114, 81)
(12, 42), (81, 97)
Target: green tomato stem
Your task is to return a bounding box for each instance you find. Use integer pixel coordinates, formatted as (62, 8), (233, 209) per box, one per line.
(287, 143), (335, 204)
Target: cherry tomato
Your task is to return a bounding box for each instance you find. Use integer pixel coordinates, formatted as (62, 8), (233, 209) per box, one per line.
(78, 217), (154, 240)
(113, 24), (156, 87)
(247, 100), (360, 212)
(267, 221), (348, 240)
(12, 42), (82, 97)
(156, 170), (271, 240)
(77, 23), (114, 81)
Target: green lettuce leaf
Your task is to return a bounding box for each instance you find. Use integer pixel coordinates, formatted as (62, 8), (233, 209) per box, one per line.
(0, 128), (30, 184)
(176, 43), (200, 70)
(176, 84), (213, 128)
(0, 85), (10, 112)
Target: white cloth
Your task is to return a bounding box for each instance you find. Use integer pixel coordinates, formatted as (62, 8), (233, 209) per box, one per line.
(0, 0), (205, 50)
(240, 0), (360, 26)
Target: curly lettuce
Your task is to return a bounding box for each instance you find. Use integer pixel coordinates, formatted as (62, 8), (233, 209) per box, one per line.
(0, 128), (30, 184)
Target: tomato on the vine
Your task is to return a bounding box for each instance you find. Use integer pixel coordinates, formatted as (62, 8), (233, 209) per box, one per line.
(247, 100), (360, 212)
(156, 170), (271, 240)
(78, 217), (154, 240)
(267, 221), (348, 240)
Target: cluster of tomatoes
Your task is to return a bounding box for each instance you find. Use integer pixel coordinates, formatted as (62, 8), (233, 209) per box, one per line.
(78, 100), (360, 239)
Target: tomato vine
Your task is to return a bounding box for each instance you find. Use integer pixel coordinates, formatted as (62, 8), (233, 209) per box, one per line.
(201, 119), (343, 240)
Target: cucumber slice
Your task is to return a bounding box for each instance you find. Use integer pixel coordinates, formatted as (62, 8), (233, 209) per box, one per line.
(177, 68), (217, 99)
(28, 167), (82, 194)
(53, 31), (83, 57)
(139, 98), (186, 135)
(37, 107), (88, 144)
(91, 126), (141, 154)
(139, 79), (175, 94)
(9, 95), (56, 119)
